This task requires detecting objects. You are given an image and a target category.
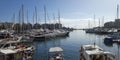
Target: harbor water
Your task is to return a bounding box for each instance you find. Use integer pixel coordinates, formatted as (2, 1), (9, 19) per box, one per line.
(33, 30), (120, 60)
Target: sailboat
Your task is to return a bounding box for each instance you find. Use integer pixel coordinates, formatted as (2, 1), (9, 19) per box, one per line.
(53, 10), (69, 37)
(33, 5), (51, 40)
(85, 15), (96, 33)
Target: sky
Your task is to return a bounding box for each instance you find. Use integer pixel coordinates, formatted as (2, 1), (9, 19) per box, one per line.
(0, 0), (120, 28)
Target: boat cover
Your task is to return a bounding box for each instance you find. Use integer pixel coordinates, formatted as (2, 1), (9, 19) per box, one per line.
(0, 49), (17, 54)
(49, 47), (63, 52)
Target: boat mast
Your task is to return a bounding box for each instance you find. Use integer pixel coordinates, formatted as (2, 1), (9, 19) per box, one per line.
(117, 4), (119, 19)
(99, 18), (100, 27)
(58, 9), (61, 29)
(18, 9), (21, 33)
(53, 14), (56, 30)
(11, 13), (15, 30)
(44, 5), (47, 30)
(88, 20), (90, 29)
(16, 10), (21, 32)
(26, 10), (29, 30)
(13, 13), (15, 30)
(33, 12), (35, 29)
(35, 6), (37, 24)
(26, 10), (28, 24)
(94, 14), (96, 27)
(117, 44), (120, 60)
(102, 16), (104, 27)
(47, 12), (51, 24)
(21, 4), (24, 32)
(0, 17), (2, 30)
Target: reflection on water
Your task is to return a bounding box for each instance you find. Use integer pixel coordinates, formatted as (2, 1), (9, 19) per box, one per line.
(33, 36), (69, 60)
(33, 30), (120, 60)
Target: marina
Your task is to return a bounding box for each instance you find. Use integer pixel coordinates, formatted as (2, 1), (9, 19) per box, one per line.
(0, 0), (120, 60)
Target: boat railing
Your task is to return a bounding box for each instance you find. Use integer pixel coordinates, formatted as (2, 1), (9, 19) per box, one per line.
(0, 39), (9, 48)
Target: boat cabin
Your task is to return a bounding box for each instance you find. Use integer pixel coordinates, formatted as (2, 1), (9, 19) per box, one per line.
(80, 45), (116, 60)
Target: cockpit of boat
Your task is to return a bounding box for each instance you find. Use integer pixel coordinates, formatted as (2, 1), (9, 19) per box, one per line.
(89, 54), (115, 60)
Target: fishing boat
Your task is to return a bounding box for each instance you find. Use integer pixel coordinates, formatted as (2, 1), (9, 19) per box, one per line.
(80, 44), (116, 60)
(48, 47), (64, 60)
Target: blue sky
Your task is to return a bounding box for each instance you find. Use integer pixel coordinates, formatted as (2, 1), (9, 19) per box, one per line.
(0, 0), (120, 28)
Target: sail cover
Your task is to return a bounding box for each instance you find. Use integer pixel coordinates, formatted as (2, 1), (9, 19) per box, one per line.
(49, 47), (63, 52)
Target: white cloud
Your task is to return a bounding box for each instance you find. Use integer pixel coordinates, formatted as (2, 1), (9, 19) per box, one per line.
(60, 18), (115, 29)
(37, 17), (115, 29)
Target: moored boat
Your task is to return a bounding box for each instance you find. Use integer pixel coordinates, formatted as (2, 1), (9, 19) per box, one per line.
(33, 29), (69, 41)
(48, 47), (65, 60)
(104, 32), (120, 43)
(0, 39), (35, 60)
(80, 44), (116, 60)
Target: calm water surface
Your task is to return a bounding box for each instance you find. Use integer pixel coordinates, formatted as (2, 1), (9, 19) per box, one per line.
(33, 30), (120, 60)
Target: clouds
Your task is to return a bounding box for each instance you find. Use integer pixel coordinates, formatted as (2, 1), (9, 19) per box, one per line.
(38, 17), (115, 29)
(60, 18), (90, 28)
(38, 18), (90, 28)
(59, 17), (115, 29)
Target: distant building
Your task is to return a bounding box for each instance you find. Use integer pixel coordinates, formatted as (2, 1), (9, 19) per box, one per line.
(104, 19), (120, 28)
(104, 21), (115, 28)
(114, 19), (120, 28)
(41, 23), (62, 30)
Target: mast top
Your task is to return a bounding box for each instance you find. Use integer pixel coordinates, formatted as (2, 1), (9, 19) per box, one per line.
(117, 4), (119, 19)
